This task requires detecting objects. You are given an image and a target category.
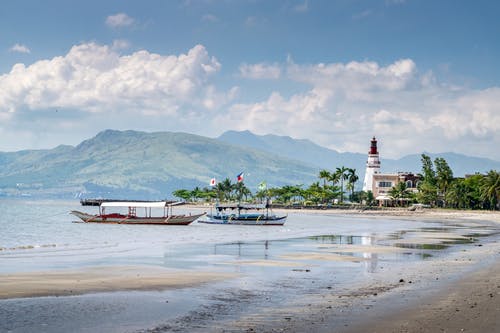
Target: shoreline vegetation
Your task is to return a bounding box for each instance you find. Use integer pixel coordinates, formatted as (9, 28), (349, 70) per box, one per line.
(173, 154), (499, 211)
(189, 202), (500, 223)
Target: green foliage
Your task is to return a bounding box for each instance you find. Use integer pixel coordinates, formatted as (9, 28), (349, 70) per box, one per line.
(389, 182), (415, 206)
(480, 170), (500, 210)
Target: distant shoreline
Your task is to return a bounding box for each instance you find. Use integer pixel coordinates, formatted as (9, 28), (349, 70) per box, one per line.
(187, 203), (500, 223)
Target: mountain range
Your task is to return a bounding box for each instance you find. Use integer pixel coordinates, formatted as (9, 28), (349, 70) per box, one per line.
(1, 129), (498, 199)
(218, 130), (500, 178)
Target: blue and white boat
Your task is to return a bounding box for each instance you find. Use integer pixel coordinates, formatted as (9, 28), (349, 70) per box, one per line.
(199, 203), (286, 225)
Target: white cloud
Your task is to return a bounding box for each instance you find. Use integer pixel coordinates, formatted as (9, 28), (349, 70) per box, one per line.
(293, 1), (309, 13)
(0, 44), (499, 162)
(202, 14), (219, 23)
(0, 43), (223, 117)
(239, 63), (281, 79)
(352, 10), (372, 20)
(111, 39), (131, 50)
(219, 58), (500, 160)
(9, 43), (31, 54)
(106, 13), (135, 28)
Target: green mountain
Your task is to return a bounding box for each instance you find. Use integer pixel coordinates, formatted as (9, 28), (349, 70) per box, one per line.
(0, 130), (318, 199)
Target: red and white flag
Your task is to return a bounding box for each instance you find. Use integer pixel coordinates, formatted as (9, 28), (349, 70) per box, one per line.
(236, 172), (244, 183)
(210, 178), (216, 186)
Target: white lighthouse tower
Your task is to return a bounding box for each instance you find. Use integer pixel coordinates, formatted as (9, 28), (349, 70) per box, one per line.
(362, 136), (381, 192)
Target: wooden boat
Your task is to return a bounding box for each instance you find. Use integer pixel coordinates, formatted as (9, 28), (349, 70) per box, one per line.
(71, 201), (205, 225)
(199, 203), (286, 225)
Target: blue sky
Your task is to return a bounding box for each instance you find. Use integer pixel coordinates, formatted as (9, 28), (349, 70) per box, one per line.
(1, 0), (499, 161)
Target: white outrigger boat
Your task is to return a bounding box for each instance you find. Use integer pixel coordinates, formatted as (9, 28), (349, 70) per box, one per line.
(199, 203), (286, 225)
(71, 201), (205, 225)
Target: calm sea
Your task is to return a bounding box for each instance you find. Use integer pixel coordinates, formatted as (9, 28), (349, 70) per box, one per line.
(0, 199), (431, 274)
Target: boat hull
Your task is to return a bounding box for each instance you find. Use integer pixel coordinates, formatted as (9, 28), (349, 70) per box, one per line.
(71, 210), (205, 225)
(198, 214), (286, 226)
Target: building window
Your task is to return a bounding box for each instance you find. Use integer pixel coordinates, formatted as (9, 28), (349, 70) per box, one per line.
(378, 181), (392, 188)
(406, 180), (413, 188)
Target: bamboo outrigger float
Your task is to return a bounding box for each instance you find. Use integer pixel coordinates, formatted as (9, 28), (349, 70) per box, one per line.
(71, 201), (205, 225)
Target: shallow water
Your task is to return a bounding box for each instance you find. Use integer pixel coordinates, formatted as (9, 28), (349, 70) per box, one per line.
(1, 199), (499, 332)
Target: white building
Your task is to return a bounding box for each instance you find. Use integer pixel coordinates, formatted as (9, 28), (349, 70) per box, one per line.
(362, 136), (381, 192)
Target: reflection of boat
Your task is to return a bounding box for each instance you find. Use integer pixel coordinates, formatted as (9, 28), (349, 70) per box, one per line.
(199, 203), (286, 225)
(71, 201), (205, 225)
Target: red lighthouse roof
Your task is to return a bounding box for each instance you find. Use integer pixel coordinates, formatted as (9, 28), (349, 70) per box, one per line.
(369, 136), (378, 155)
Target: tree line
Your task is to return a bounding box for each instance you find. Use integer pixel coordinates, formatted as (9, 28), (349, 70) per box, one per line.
(173, 155), (499, 210)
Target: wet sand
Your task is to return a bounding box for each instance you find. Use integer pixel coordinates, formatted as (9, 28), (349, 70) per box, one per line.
(0, 266), (236, 299)
(190, 206), (500, 332)
(341, 259), (500, 333)
(244, 209), (500, 333)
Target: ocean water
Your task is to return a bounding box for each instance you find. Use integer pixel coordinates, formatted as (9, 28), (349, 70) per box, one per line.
(0, 199), (434, 273)
(2, 199), (499, 332)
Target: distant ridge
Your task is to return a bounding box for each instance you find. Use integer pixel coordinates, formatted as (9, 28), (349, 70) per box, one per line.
(217, 130), (500, 177)
(0, 130), (318, 199)
(218, 130), (365, 171)
(0, 129), (498, 199)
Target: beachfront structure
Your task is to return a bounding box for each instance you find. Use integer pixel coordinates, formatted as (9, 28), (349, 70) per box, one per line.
(372, 172), (420, 206)
(362, 136), (381, 192)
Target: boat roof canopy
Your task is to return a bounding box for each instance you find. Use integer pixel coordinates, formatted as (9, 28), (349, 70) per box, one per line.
(101, 201), (170, 208)
(216, 203), (267, 210)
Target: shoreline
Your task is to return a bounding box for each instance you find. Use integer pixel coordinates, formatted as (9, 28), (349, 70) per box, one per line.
(2, 207), (500, 332)
(191, 203), (500, 222)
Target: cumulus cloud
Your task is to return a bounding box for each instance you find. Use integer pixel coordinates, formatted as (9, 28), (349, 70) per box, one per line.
(239, 63), (281, 79)
(9, 43), (31, 54)
(0, 43), (224, 117)
(1, 43), (499, 161)
(106, 13), (135, 28)
(221, 58), (500, 160)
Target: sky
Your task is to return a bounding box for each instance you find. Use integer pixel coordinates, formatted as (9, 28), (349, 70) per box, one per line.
(1, 0), (499, 161)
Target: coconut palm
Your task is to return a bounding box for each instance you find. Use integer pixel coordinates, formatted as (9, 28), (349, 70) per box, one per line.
(216, 178), (233, 201)
(389, 182), (414, 207)
(480, 170), (500, 210)
(319, 169), (331, 189)
(335, 166), (349, 203)
(346, 168), (359, 200)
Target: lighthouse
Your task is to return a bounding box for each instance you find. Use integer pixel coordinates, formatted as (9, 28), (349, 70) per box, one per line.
(362, 136), (381, 192)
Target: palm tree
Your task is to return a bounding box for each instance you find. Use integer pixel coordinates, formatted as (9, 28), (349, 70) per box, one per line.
(389, 182), (414, 207)
(346, 168), (358, 201)
(216, 178), (233, 201)
(446, 179), (469, 209)
(335, 166), (349, 203)
(234, 181), (252, 202)
(319, 169), (331, 189)
(480, 170), (500, 210)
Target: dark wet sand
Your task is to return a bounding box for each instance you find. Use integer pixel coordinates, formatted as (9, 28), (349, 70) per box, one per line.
(340, 256), (500, 333)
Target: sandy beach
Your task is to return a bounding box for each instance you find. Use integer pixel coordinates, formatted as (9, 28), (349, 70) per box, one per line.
(194, 206), (500, 333)
(1, 206), (499, 332)
(0, 266), (236, 299)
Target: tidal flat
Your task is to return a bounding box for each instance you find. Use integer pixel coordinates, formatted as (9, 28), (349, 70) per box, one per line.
(1, 200), (499, 332)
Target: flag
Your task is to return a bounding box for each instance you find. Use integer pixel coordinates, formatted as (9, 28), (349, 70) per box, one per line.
(258, 181), (267, 191)
(236, 172), (244, 183)
(210, 178), (216, 186)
